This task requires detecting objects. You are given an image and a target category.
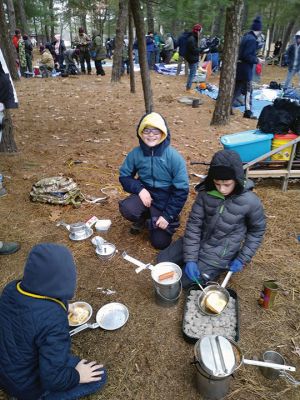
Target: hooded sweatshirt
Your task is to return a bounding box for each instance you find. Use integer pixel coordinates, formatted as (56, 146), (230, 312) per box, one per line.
(183, 150), (266, 268)
(119, 112), (189, 222)
(0, 243), (79, 400)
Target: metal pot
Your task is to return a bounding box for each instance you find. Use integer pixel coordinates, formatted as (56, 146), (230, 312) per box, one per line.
(194, 335), (296, 379)
(197, 272), (232, 316)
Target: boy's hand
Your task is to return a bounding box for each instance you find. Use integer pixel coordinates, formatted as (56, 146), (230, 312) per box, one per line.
(229, 258), (244, 273)
(75, 359), (105, 383)
(139, 188), (152, 207)
(155, 216), (169, 230)
(184, 261), (200, 280)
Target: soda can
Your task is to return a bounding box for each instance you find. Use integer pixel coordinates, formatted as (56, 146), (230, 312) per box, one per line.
(258, 280), (278, 309)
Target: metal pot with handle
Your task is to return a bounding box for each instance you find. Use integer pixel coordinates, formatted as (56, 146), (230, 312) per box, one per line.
(197, 272), (233, 316)
(194, 335), (296, 380)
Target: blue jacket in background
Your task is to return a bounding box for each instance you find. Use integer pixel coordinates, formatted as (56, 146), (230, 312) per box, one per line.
(177, 31), (190, 57)
(119, 113), (189, 223)
(286, 42), (300, 71)
(0, 243), (79, 400)
(236, 31), (259, 81)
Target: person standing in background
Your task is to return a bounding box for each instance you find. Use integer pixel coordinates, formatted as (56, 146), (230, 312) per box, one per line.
(74, 27), (92, 74)
(283, 31), (300, 90)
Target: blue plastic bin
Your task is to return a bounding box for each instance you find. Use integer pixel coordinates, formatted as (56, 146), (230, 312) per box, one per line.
(220, 130), (274, 162)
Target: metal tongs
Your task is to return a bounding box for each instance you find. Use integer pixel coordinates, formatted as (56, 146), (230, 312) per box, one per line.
(122, 252), (154, 273)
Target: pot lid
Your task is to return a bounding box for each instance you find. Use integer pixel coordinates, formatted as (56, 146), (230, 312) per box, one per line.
(195, 335), (236, 377)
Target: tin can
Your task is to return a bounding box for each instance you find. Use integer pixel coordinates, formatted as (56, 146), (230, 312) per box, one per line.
(258, 280), (278, 309)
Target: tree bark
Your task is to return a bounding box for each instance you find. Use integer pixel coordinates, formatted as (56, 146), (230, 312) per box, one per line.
(0, 0), (19, 80)
(49, 0), (55, 40)
(280, 19), (296, 56)
(211, 5), (225, 36)
(15, 0), (28, 33)
(211, 0), (244, 126)
(146, 0), (154, 33)
(0, 109), (18, 153)
(5, 0), (16, 34)
(111, 0), (128, 83)
(128, 8), (135, 93)
(129, 0), (153, 113)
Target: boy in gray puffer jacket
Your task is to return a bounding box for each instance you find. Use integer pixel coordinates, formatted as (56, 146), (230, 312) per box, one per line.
(157, 149), (266, 286)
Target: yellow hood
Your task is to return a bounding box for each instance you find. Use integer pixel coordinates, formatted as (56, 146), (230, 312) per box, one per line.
(137, 112), (168, 144)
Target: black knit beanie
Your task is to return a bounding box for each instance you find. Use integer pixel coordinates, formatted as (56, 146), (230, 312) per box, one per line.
(208, 166), (236, 181)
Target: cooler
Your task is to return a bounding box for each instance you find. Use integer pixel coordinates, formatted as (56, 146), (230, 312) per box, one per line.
(220, 130), (274, 162)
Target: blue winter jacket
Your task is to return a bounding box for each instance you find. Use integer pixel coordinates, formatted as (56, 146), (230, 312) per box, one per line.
(236, 31), (259, 81)
(119, 112), (189, 223)
(286, 42), (300, 71)
(0, 243), (79, 400)
(177, 31), (190, 57)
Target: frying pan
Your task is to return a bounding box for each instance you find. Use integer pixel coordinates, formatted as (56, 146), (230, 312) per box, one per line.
(69, 302), (129, 336)
(197, 271), (233, 316)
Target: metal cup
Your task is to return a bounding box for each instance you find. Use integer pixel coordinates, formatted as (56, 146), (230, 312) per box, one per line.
(258, 280), (278, 309)
(260, 351), (285, 380)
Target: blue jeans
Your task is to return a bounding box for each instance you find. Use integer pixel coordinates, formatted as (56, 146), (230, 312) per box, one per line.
(284, 68), (300, 90)
(42, 356), (107, 400)
(186, 62), (198, 89)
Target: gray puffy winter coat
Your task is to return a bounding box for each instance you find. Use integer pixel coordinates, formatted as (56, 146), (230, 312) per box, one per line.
(183, 150), (266, 269)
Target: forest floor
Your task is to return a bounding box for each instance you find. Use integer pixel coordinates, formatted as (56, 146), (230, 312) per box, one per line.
(0, 62), (300, 400)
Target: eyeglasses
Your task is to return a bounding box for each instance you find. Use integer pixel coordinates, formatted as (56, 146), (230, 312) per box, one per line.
(143, 128), (162, 136)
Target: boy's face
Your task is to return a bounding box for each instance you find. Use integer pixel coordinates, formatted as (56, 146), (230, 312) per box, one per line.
(142, 127), (162, 147)
(213, 179), (236, 196)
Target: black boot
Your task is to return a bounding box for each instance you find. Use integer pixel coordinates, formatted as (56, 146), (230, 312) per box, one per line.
(243, 110), (257, 120)
(130, 221), (144, 235)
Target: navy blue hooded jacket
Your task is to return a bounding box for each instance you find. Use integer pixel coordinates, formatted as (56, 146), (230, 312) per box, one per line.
(0, 243), (79, 400)
(236, 31), (259, 81)
(177, 31), (190, 57)
(119, 112), (189, 223)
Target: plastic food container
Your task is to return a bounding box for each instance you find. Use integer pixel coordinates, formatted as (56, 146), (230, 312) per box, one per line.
(220, 130), (274, 162)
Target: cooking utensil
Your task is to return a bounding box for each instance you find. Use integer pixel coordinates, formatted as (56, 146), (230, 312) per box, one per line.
(194, 335), (296, 379)
(193, 277), (205, 291)
(197, 271), (233, 316)
(68, 301), (93, 327)
(69, 302), (129, 336)
(95, 243), (116, 261)
(57, 221), (93, 241)
(122, 251), (154, 273)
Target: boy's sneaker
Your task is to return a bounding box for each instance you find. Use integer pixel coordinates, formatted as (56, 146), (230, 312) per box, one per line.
(0, 242), (21, 255)
(243, 110), (257, 120)
(130, 222), (144, 235)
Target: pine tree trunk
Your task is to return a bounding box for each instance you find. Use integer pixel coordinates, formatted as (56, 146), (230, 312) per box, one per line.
(128, 9), (135, 93)
(49, 0), (55, 40)
(280, 20), (296, 56)
(16, 0), (28, 33)
(146, 0), (154, 33)
(0, 109), (18, 153)
(211, 0), (244, 126)
(0, 0), (19, 80)
(5, 0), (16, 34)
(129, 0), (153, 113)
(111, 0), (128, 83)
(211, 5), (225, 36)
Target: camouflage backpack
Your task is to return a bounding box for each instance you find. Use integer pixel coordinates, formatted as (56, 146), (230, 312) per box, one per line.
(30, 176), (84, 206)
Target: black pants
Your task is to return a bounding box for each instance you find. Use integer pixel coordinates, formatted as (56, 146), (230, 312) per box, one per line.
(119, 194), (178, 250)
(95, 60), (105, 75)
(232, 80), (252, 112)
(79, 51), (91, 73)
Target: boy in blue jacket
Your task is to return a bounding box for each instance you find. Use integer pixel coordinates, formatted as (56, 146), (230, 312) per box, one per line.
(119, 112), (189, 250)
(0, 243), (107, 400)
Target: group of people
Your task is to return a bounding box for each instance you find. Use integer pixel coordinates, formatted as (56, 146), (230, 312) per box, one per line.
(0, 108), (266, 399)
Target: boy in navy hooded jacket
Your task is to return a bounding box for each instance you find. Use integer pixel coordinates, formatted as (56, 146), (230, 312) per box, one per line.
(0, 243), (107, 400)
(119, 112), (189, 250)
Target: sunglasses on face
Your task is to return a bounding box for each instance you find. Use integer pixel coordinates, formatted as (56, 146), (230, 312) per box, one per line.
(143, 128), (162, 136)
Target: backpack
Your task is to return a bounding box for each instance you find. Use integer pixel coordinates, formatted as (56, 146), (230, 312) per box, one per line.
(257, 105), (293, 133)
(30, 176), (84, 206)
